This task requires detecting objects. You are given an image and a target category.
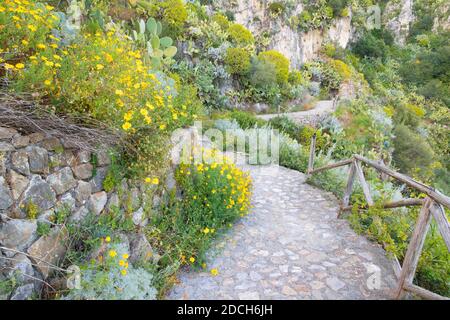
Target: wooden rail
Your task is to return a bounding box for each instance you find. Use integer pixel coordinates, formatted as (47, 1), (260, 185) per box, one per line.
(307, 134), (450, 300)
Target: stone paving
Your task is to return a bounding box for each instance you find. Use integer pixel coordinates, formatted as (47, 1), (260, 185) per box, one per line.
(168, 161), (398, 300)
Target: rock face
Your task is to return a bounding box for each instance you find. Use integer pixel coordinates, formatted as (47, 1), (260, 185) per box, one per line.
(211, 1), (352, 67)
(47, 167), (77, 195)
(0, 219), (37, 253)
(20, 175), (56, 212)
(27, 227), (68, 278)
(384, 0), (414, 45)
(0, 176), (13, 210)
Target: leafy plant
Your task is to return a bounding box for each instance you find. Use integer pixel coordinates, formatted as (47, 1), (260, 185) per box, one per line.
(258, 50), (290, 84)
(131, 17), (178, 69)
(224, 47), (251, 75)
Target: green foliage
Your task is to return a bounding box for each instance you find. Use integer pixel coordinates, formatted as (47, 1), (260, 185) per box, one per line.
(288, 69), (304, 86)
(258, 50), (290, 84)
(227, 23), (255, 47)
(392, 124), (435, 178)
(268, 2), (286, 16)
(228, 110), (266, 129)
(211, 13), (230, 30)
(248, 57), (278, 89)
(148, 156), (251, 293)
(349, 204), (450, 297)
(352, 30), (391, 60)
(25, 201), (39, 220)
(136, 0), (188, 38)
(37, 221), (51, 237)
(299, 126), (329, 151)
(224, 47), (251, 75)
(131, 17), (178, 69)
(269, 116), (303, 139)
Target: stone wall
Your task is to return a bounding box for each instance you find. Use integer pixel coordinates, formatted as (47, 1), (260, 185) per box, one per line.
(0, 126), (161, 300)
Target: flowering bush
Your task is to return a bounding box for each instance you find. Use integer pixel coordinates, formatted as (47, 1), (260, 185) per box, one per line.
(65, 242), (157, 300)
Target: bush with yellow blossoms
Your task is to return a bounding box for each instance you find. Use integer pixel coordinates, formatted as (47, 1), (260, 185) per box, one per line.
(64, 242), (157, 300)
(152, 149), (251, 270)
(1, 0), (201, 180)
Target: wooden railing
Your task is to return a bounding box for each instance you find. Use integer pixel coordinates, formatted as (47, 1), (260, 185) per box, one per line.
(307, 134), (450, 300)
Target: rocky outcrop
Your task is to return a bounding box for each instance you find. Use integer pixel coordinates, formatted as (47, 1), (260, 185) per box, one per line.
(384, 0), (415, 45)
(212, 0), (352, 68)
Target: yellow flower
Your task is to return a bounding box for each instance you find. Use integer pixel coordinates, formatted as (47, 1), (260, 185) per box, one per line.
(115, 89), (124, 96)
(119, 260), (125, 266)
(44, 79), (52, 86)
(15, 63), (25, 69)
(122, 253), (129, 260)
(227, 174), (232, 180)
(159, 124), (166, 130)
(146, 102), (155, 110)
(122, 122), (132, 131)
(37, 43), (46, 49)
(189, 257), (195, 263)
(96, 64), (104, 70)
(140, 108), (148, 116)
(121, 269), (127, 276)
(27, 25), (37, 32)
(105, 236), (111, 243)
(21, 40), (29, 46)
(105, 53), (113, 63)
(145, 177), (152, 183)
(109, 250), (117, 258)
(203, 227), (210, 234)
(210, 268), (219, 276)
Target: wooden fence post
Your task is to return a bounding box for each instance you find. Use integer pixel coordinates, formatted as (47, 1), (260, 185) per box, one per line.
(307, 133), (316, 175)
(395, 197), (433, 299)
(339, 161), (357, 218)
(354, 161), (374, 206)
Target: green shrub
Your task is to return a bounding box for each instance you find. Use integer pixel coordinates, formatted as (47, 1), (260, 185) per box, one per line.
(393, 124), (435, 178)
(211, 13), (230, 30)
(268, 2), (285, 16)
(299, 126), (328, 151)
(248, 57), (278, 88)
(150, 153), (252, 285)
(269, 116), (303, 140)
(258, 50), (290, 84)
(138, 0), (188, 38)
(228, 23), (254, 46)
(330, 59), (351, 80)
(229, 110), (266, 129)
(224, 47), (251, 75)
(288, 69), (304, 85)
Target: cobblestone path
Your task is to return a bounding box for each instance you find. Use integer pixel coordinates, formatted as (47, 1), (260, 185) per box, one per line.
(168, 162), (397, 300)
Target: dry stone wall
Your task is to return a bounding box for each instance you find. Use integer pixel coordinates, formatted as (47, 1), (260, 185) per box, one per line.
(0, 126), (162, 300)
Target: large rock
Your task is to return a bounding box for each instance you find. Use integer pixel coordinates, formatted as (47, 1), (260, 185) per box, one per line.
(27, 227), (68, 278)
(40, 137), (62, 151)
(12, 135), (30, 148)
(46, 167), (77, 195)
(0, 127), (17, 140)
(74, 181), (91, 204)
(0, 219), (37, 253)
(26, 146), (49, 174)
(106, 192), (119, 212)
(70, 205), (89, 223)
(59, 193), (76, 212)
(128, 187), (141, 211)
(75, 150), (91, 164)
(128, 233), (159, 264)
(11, 150), (30, 176)
(89, 167), (108, 193)
(0, 177), (13, 210)
(3, 253), (35, 284)
(20, 175), (56, 211)
(72, 163), (93, 180)
(88, 191), (107, 215)
(9, 283), (35, 300)
(132, 207), (147, 227)
(7, 170), (29, 200)
(96, 150), (111, 166)
(0, 142), (14, 152)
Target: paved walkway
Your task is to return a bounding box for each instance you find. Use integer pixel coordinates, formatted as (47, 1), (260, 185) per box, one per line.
(257, 100), (335, 125)
(167, 161), (398, 300)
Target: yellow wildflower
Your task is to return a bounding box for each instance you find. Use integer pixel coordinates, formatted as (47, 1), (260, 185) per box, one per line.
(122, 253), (129, 260)
(203, 227), (210, 234)
(105, 236), (111, 243)
(121, 269), (127, 276)
(15, 63), (25, 69)
(140, 108), (148, 116)
(119, 260), (125, 266)
(122, 122), (132, 131)
(210, 268), (219, 276)
(189, 257), (195, 263)
(37, 43), (46, 49)
(96, 64), (104, 70)
(109, 250), (117, 258)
